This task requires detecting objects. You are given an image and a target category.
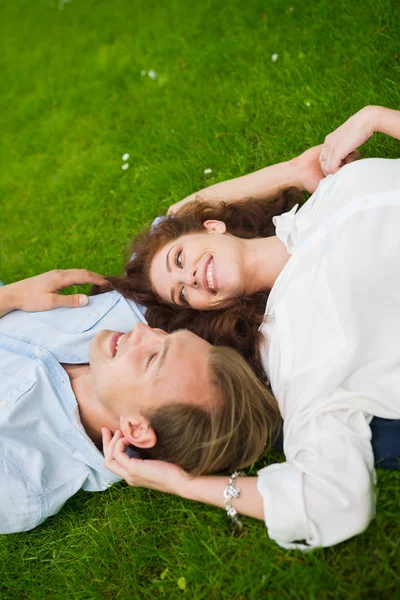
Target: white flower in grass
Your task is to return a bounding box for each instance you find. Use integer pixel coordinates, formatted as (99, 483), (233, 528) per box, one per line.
(148, 70), (157, 80)
(122, 153), (130, 161)
(305, 101), (311, 107)
(271, 53), (279, 62)
(204, 168), (212, 175)
(122, 163), (129, 170)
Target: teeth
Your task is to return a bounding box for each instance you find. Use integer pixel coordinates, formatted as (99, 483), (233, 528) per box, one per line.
(115, 334), (124, 354)
(207, 261), (215, 291)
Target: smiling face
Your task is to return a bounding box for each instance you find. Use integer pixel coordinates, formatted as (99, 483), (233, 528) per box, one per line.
(149, 221), (246, 310)
(89, 323), (216, 421)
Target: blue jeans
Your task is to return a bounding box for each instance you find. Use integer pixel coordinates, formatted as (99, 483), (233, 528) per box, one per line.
(371, 417), (400, 469)
(274, 417), (400, 470)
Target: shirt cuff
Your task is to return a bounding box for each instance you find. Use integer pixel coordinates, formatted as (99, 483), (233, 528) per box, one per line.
(257, 462), (314, 551)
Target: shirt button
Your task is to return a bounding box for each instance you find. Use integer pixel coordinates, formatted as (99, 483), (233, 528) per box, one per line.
(92, 311), (100, 318)
(0, 401), (7, 408)
(34, 347), (41, 356)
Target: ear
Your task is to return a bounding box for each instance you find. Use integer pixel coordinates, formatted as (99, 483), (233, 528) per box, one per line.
(203, 219), (226, 234)
(119, 416), (157, 449)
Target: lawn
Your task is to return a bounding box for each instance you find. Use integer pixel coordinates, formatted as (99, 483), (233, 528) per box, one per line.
(0, 0), (399, 598)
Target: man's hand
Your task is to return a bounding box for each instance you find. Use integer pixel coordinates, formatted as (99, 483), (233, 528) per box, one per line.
(102, 428), (188, 494)
(4, 269), (107, 313)
(319, 106), (380, 176)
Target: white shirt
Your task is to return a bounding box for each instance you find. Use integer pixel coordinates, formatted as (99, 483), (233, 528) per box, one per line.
(257, 158), (400, 550)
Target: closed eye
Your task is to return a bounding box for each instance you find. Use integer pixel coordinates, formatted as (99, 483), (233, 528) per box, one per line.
(145, 352), (157, 369)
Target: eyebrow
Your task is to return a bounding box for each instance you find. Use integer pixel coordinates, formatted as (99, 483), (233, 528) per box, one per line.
(166, 245), (177, 305)
(166, 245), (175, 273)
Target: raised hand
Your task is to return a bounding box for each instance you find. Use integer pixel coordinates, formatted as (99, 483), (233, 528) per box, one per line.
(292, 144), (360, 194)
(319, 106), (381, 176)
(102, 427), (187, 494)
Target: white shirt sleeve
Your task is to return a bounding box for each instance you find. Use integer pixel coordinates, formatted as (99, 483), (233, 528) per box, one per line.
(257, 409), (376, 550)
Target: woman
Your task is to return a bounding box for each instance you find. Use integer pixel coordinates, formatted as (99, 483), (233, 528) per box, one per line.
(102, 105), (400, 550)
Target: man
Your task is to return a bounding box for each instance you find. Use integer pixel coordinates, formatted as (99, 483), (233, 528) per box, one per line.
(0, 270), (398, 534)
(0, 270), (272, 533)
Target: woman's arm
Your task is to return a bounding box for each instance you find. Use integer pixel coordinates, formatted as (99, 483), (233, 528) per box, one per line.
(103, 420), (375, 550)
(0, 269), (106, 318)
(168, 145), (326, 215)
(102, 428), (264, 520)
(320, 105), (400, 175)
(168, 144), (360, 215)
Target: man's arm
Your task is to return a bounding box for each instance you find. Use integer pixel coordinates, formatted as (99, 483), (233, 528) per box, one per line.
(0, 284), (17, 318)
(0, 269), (106, 318)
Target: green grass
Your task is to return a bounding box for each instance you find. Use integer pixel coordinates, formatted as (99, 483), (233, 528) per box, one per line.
(1, 0), (400, 597)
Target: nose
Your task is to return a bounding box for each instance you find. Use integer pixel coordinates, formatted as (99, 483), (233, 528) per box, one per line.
(130, 322), (167, 346)
(183, 265), (198, 288)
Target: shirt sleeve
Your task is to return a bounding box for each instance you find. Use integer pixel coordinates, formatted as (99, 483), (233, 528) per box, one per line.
(257, 409), (376, 550)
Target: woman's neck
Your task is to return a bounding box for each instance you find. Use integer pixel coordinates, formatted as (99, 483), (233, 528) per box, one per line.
(241, 235), (290, 294)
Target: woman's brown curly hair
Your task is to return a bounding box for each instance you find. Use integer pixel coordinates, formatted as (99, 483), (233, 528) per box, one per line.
(101, 189), (303, 382)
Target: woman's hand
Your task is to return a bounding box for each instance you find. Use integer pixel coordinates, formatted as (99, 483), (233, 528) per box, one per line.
(102, 428), (265, 520)
(290, 145), (325, 193)
(102, 428), (188, 495)
(3, 269), (107, 314)
(291, 144), (360, 194)
(319, 106), (381, 176)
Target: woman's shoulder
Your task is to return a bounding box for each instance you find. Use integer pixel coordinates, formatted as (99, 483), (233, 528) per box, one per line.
(330, 157), (400, 197)
(274, 157), (400, 255)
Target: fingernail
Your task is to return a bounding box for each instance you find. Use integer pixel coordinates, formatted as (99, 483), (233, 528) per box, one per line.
(79, 295), (88, 306)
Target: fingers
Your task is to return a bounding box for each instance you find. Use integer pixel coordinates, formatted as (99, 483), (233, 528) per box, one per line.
(319, 148), (339, 176)
(103, 428), (124, 461)
(44, 269), (108, 309)
(319, 148), (361, 177)
(50, 294), (89, 308)
(101, 427), (113, 452)
(342, 149), (361, 165)
(53, 269), (107, 289)
(102, 428), (141, 485)
(103, 429), (127, 479)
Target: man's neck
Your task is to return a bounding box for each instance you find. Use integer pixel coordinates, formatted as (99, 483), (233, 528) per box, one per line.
(62, 364), (117, 449)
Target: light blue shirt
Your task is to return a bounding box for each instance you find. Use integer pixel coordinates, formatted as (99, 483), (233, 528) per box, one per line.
(0, 291), (146, 533)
